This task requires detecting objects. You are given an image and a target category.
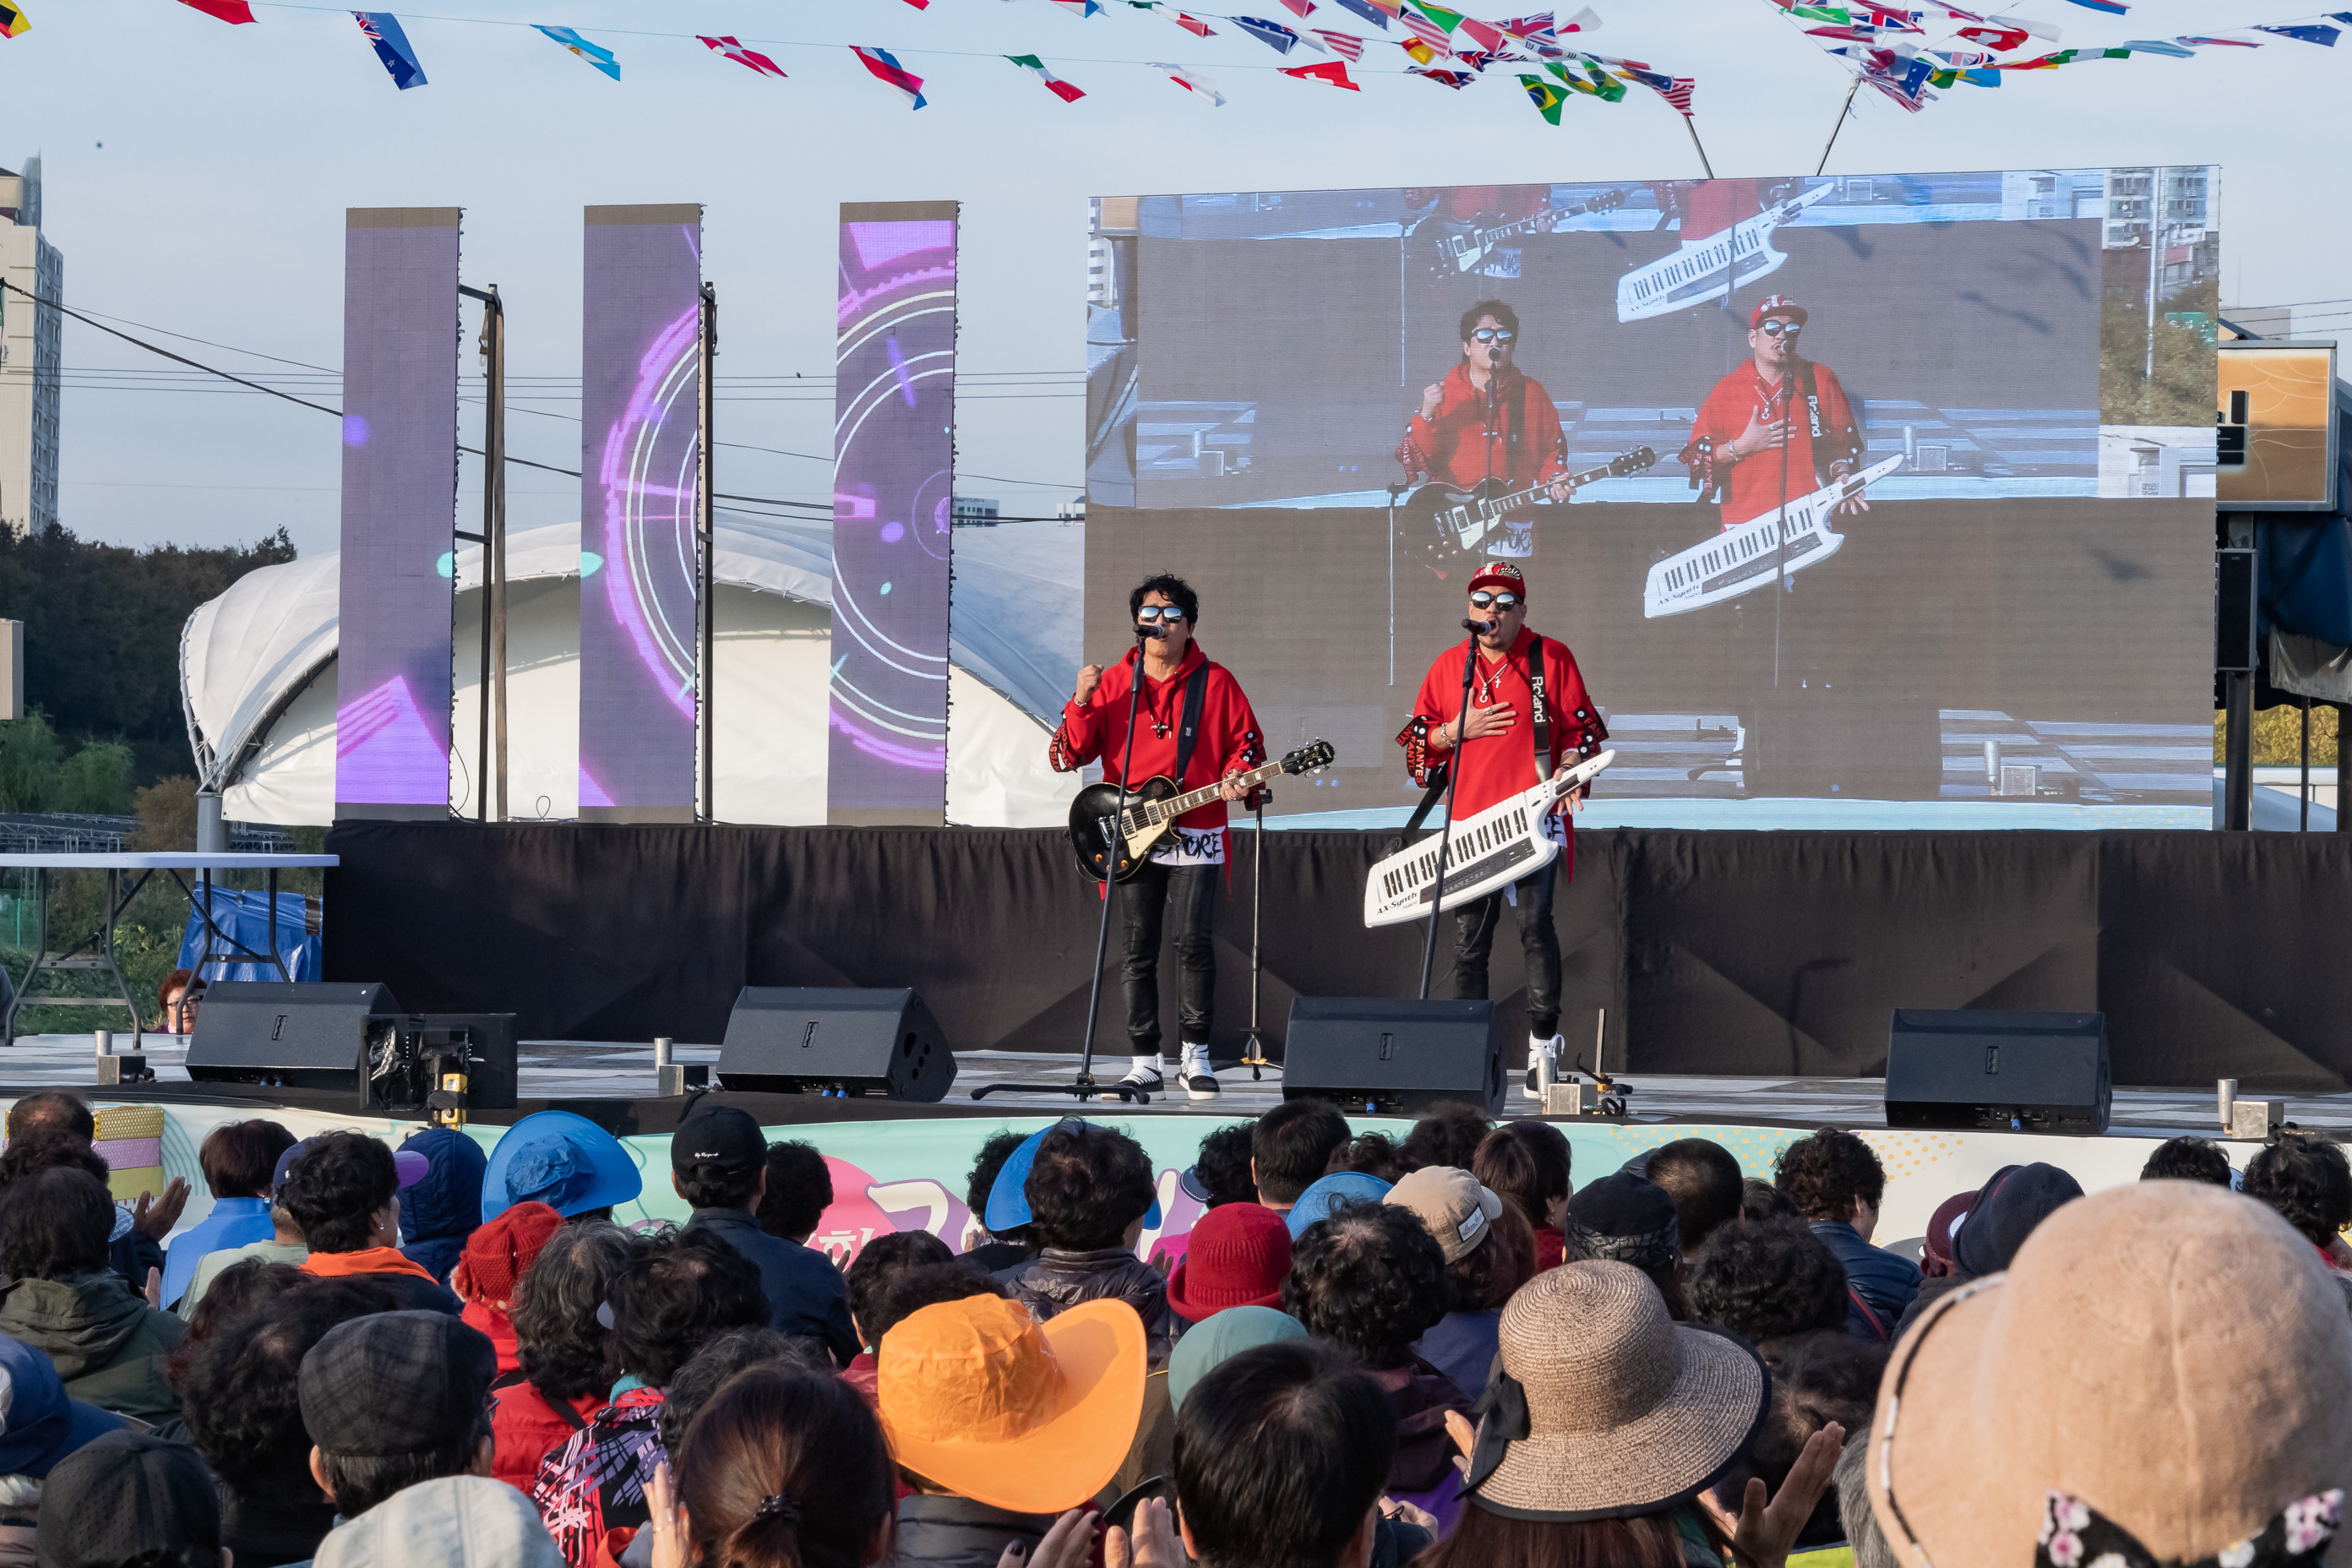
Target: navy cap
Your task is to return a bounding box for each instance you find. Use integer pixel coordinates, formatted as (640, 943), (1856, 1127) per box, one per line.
(1952, 1162), (2083, 1277)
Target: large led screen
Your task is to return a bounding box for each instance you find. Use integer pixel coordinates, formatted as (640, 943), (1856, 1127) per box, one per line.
(1086, 169), (2221, 826)
(830, 202), (958, 825)
(335, 206), (460, 821)
(579, 204), (704, 824)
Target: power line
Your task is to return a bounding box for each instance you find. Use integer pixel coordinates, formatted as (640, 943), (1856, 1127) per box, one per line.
(0, 277), (833, 513)
(18, 280), (1088, 497)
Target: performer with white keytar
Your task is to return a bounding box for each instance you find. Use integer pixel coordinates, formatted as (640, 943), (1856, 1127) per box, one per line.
(1396, 562), (1608, 1089)
(1049, 573), (1265, 1099)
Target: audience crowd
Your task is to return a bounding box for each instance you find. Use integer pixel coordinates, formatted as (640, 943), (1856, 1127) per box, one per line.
(0, 1086), (2344, 1568)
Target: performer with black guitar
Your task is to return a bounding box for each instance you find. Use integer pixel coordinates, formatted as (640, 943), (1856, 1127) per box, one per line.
(1396, 299), (1572, 564)
(1049, 574), (1265, 1098)
(1395, 562), (1609, 1090)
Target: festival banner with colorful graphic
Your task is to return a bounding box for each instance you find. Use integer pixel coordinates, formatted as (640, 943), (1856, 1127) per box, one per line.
(578, 204), (704, 823)
(829, 204), (959, 825)
(334, 206), (460, 820)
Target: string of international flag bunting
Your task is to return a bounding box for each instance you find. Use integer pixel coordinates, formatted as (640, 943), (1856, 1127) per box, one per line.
(0, 0), (2347, 126)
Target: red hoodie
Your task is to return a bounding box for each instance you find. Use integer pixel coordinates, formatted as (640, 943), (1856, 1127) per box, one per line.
(1408, 626), (1606, 879)
(1396, 361), (1569, 497)
(1049, 641), (1265, 857)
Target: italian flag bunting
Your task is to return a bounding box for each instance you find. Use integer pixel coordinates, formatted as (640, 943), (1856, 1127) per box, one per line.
(1007, 52), (1086, 98)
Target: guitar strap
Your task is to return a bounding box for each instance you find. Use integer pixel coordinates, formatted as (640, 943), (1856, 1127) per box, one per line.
(1522, 634), (1551, 763)
(1171, 662), (1211, 785)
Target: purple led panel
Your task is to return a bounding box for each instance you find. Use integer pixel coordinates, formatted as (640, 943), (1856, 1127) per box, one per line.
(335, 207), (460, 820)
(578, 204), (703, 823)
(829, 202), (958, 825)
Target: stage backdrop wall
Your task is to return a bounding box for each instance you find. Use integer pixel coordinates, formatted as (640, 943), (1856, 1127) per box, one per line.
(327, 823), (2352, 1092)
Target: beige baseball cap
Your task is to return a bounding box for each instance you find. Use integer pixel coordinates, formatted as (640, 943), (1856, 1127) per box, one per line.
(1387, 1166), (1505, 1264)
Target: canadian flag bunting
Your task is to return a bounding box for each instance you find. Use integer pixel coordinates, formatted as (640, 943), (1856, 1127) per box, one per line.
(1282, 56), (1362, 83)
(1152, 60), (1228, 100)
(698, 34), (787, 76)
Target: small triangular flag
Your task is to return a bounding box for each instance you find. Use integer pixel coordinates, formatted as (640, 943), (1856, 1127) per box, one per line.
(1007, 52), (1087, 97)
(1282, 57), (1361, 84)
(533, 24), (619, 79)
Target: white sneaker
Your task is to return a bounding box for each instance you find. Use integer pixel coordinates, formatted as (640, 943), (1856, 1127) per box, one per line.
(1179, 1043), (1220, 1098)
(1525, 1032), (1565, 1093)
(1115, 1054), (1164, 1099)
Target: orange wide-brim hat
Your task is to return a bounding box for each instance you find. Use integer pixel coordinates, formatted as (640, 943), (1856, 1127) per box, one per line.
(876, 1295), (1146, 1516)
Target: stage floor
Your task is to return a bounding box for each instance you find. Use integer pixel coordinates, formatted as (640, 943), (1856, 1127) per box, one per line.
(2, 1033), (2315, 1137)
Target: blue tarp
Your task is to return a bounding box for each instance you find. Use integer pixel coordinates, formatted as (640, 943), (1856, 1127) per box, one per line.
(177, 887), (321, 983)
(2258, 517), (2352, 648)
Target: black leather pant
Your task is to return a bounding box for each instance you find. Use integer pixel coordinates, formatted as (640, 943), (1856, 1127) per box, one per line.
(1118, 859), (1217, 1053)
(1448, 862), (1560, 1038)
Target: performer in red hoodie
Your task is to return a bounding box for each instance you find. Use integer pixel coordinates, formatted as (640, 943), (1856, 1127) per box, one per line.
(1396, 299), (1573, 559)
(1397, 563), (1607, 1088)
(1049, 574), (1265, 1097)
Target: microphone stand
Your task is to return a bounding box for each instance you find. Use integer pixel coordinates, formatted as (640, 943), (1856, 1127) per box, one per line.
(1417, 623), (1485, 999)
(972, 627), (1157, 1104)
(1241, 784), (1274, 1080)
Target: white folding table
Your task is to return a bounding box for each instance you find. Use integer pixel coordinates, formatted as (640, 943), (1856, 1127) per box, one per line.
(0, 852), (340, 1047)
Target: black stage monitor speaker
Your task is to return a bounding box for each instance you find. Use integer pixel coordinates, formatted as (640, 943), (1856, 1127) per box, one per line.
(187, 982), (405, 1093)
(1885, 1009), (2111, 1136)
(1281, 997), (1505, 1116)
(716, 987), (954, 1102)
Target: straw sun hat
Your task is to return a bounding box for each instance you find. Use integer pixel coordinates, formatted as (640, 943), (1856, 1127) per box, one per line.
(1870, 1180), (2352, 1567)
(1463, 1260), (1767, 1521)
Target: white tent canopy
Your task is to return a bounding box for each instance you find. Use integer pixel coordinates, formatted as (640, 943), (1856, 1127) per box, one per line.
(178, 511), (1082, 828)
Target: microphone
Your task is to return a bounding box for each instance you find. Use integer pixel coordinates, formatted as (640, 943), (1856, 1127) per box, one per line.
(1135, 623), (1164, 641)
(1462, 618), (1494, 635)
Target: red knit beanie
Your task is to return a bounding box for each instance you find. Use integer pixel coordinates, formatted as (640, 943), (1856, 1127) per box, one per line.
(1168, 1202), (1293, 1322)
(452, 1200), (564, 1307)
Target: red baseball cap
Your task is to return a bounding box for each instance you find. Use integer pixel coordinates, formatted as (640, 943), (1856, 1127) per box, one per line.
(1467, 561), (1527, 598)
(1750, 295), (1807, 329)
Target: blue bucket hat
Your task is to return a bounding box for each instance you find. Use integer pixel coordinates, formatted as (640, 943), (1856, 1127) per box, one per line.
(0, 1333), (124, 1479)
(983, 1119), (1162, 1234)
(480, 1110), (643, 1223)
(1283, 1171), (1393, 1238)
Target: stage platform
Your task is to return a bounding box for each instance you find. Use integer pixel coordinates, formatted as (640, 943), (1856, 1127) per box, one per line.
(0, 1032), (2327, 1133)
(0, 1032), (2320, 1273)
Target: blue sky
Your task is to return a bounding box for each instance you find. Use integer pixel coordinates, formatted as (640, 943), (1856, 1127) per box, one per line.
(2, 0), (2344, 556)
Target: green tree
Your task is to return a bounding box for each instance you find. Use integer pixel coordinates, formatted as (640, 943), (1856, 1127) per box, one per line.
(0, 713), (133, 814)
(0, 522), (296, 785)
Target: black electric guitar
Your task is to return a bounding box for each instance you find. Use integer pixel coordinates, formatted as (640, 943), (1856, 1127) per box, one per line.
(1418, 188), (1627, 278)
(1402, 446), (1658, 563)
(1069, 740), (1337, 883)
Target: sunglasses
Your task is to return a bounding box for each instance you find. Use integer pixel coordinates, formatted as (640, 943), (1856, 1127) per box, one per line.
(1760, 319), (1803, 339)
(1136, 605), (1187, 623)
(1471, 328), (1517, 346)
(1468, 591), (1522, 611)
